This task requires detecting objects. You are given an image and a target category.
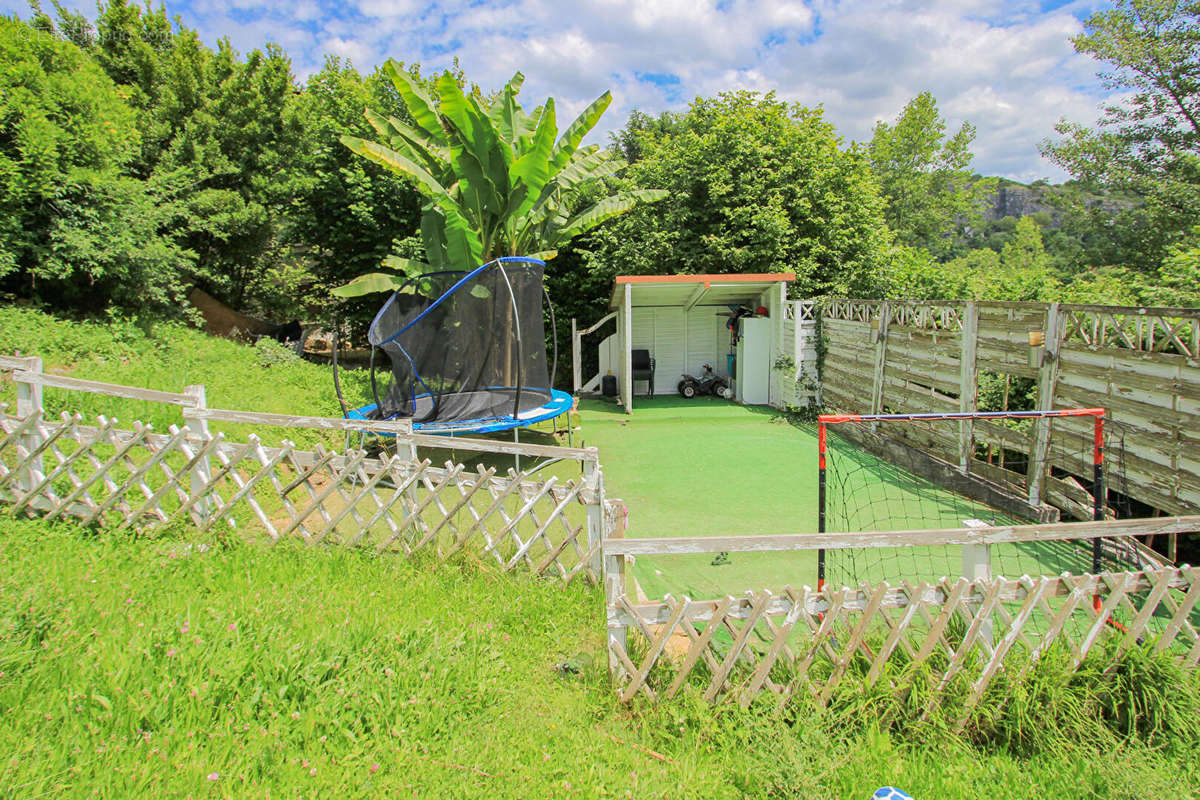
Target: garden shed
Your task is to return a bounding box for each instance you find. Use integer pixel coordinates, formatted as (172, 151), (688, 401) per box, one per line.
(572, 273), (795, 414)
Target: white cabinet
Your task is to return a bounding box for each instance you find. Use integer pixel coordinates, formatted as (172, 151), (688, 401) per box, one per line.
(735, 317), (770, 405)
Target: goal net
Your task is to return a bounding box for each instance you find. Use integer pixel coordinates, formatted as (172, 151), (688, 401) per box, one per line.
(817, 409), (1144, 591)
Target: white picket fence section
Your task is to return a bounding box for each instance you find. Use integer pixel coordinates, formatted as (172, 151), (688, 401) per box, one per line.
(604, 522), (1200, 712)
(0, 355), (610, 584)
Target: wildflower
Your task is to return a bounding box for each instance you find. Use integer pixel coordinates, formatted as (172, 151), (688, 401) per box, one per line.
(227, 622), (236, 631)
(166, 649), (177, 657)
(369, 763), (380, 774)
(291, 712), (301, 721)
(207, 772), (219, 781)
(180, 623), (189, 634)
(309, 767), (317, 776)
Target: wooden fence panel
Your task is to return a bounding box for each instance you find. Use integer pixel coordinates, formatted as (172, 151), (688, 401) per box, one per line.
(819, 299), (1200, 517)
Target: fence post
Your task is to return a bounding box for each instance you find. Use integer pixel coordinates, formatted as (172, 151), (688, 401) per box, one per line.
(1027, 303), (1064, 506)
(182, 385), (212, 521)
(869, 301), (890, 429)
(583, 450), (605, 581)
(958, 301), (979, 472)
(962, 519), (993, 645)
(15, 357), (44, 496)
(604, 501), (628, 679)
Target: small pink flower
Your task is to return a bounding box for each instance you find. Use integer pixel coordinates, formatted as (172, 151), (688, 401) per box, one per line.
(125, 598), (134, 604)
(291, 712), (301, 721)
(369, 763), (380, 774)
(166, 649), (177, 657)
(207, 772), (219, 781)
(227, 622), (236, 631)
(180, 623), (189, 634)
(309, 768), (317, 777)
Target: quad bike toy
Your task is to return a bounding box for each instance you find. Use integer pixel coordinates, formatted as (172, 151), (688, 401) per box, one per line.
(678, 364), (731, 399)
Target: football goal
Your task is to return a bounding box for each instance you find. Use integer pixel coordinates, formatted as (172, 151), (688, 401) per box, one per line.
(815, 408), (1148, 591)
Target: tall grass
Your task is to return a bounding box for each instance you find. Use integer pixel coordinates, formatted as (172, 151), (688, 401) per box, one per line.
(1, 518), (1197, 798)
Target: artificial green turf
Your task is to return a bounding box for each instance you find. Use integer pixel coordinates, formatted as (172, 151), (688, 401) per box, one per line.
(576, 396), (1100, 601)
(577, 396), (820, 599)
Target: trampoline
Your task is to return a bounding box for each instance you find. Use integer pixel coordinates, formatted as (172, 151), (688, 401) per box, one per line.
(338, 257), (571, 438)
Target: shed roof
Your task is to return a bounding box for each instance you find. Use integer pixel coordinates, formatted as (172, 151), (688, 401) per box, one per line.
(609, 273), (795, 310)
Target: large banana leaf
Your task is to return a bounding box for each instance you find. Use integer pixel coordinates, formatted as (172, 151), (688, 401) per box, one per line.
(330, 271), (411, 298)
(555, 148), (626, 189)
(558, 190), (670, 239)
(364, 109), (448, 175)
(487, 73), (525, 158)
(384, 60), (444, 143)
(509, 99), (557, 219)
(549, 91), (612, 172)
(342, 135), (483, 267)
(437, 75), (499, 184)
(421, 207), (450, 269)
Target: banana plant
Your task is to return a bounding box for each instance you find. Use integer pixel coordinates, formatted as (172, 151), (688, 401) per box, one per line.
(332, 63), (668, 297)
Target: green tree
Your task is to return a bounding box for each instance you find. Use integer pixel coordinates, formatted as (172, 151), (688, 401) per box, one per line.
(868, 93), (993, 259)
(155, 40), (305, 310)
(917, 218), (1064, 301)
(1043, 0), (1200, 270)
(1060, 266), (1151, 304)
(287, 57), (424, 322)
(882, 245), (967, 299)
(333, 63), (667, 297)
(590, 92), (891, 297)
(0, 16), (188, 311)
(1147, 225), (1200, 305)
(81, 1), (305, 313)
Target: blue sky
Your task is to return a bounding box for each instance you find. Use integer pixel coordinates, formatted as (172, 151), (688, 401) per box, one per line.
(7, 0), (1117, 181)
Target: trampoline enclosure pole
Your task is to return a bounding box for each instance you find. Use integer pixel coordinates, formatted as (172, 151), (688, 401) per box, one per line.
(496, 263), (523, 421)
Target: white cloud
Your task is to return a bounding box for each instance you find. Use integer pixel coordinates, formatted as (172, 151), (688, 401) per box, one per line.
(0, 0), (1121, 180)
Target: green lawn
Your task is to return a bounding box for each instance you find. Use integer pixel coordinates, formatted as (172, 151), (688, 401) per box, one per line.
(2, 519), (1196, 799)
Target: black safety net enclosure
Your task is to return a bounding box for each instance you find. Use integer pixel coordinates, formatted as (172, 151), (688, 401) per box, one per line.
(366, 257), (554, 428)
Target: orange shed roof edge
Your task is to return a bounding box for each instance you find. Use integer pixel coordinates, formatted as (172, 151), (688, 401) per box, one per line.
(615, 273), (795, 284)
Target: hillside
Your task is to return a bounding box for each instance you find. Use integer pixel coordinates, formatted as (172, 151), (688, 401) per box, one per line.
(0, 308), (1198, 798)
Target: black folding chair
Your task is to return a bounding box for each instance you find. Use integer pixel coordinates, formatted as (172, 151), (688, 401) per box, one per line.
(631, 349), (655, 396)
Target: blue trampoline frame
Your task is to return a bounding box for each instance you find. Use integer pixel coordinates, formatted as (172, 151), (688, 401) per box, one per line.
(348, 388), (573, 437)
(345, 257), (571, 438)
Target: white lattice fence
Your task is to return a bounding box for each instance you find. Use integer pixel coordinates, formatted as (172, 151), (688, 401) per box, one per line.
(0, 409), (604, 584)
(608, 567), (1200, 710)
